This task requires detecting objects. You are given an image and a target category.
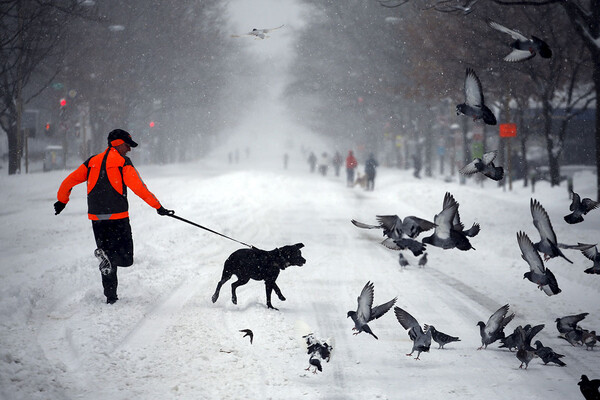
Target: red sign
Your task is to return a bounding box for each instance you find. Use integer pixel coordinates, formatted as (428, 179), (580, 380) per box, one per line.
(499, 123), (517, 137)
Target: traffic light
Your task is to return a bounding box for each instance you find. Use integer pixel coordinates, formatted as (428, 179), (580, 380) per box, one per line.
(45, 122), (55, 136)
(149, 121), (155, 128)
(59, 98), (67, 107)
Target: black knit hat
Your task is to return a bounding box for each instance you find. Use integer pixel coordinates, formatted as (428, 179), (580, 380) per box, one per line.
(107, 129), (138, 147)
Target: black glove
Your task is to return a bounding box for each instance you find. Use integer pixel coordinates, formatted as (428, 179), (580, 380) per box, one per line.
(54, 201), (66, 215)
(157, 206), (174, 216)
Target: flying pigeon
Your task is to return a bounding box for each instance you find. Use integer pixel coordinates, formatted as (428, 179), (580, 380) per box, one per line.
(487, 19), (552, 62)
(423, 324), (460, 349)
(418, 253), (428, 268)
(351, 215), (435, 256)
(422, 192), (474, 251)
(517, 231), (562, 296)
(231, 24), (284, 40)
(530, 198), (573, 263)
(556, 312), (588, 335)
(398, 253), (410, 268)
(239, 329), (254, 344)
(394, 306), (432, 360)
(456, 68), (497, 125)
(578, 375), (600, 400)
(564, 192), (600, 224)
(477, 303), (515, 350)
(534, 340), (566, 366)
(459, 150), (504, 181)
(451, 199), (480, 238)
(579, 244), (600, 275)
(347, 281), (397, 340)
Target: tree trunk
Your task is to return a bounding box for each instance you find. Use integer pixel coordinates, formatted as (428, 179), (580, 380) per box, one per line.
(542, 99), (561, 186)
(595, 55), (600, 201)
(7, 126), (21, 175)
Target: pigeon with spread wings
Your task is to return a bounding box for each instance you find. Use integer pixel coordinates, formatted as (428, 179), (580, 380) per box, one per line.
(347, 281), (397, 340)
(456, 68), (497, 125)
(487, 19), (552, 62)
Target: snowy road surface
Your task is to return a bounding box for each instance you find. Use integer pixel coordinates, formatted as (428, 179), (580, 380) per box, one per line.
(1, 141), (599, 400)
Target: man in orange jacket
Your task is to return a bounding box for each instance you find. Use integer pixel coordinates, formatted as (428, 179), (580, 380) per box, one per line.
(54, 129), (174, 304)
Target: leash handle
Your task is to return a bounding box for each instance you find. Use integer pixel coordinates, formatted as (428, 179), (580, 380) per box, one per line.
(167, 214), (253, 248)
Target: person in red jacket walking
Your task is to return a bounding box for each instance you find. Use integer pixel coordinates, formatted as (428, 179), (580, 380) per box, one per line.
(54, 129), (174, 304)
(345, 150), (358, 187)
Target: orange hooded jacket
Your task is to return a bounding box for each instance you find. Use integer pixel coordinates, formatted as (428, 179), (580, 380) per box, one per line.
(57, 147), (161, 220)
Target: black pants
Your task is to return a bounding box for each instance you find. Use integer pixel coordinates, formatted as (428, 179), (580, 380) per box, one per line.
(92, 218), (134, 299)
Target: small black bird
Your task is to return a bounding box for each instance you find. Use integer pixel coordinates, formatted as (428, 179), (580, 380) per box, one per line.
(460, 150), (504, 181)
(564, 192), (600, 224)
(423, 324), (461, 349)
(578, 375), (600, 400)
(487, 19), (552, 62)
(534, 340), (566, 366)
(239, 329), (253, 344)
(456, 68), (497, 125)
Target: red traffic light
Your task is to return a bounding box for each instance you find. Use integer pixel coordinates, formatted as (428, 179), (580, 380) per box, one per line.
(149, 121), (155, 128)
(60, 98), (67, 107)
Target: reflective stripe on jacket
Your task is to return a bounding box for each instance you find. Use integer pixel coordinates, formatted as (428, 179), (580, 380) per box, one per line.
(57, 147), (161, 220)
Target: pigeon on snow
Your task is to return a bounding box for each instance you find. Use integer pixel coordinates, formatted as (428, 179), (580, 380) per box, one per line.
(423, 324), (461, 349)
(582, 330), (598, 350)
(422, 192), (475, 251)
(305, 355), (322, 374)
(398, 253), (410, 268)
(555, 312), (588, 335)
(564, 192), (600, 224)
(347, 281), (397, 340)
(456, 68), (497, 125)
(516, 326), (538, 369)
(578, 375), (600, 400)
(476, 303), (515, 350)
(501, 324), (544, 352)
(534, 340), (566, 366)
(487, 19), (552, 62)
(460, 150), (504, 181)
(394, 306), (432, 360)
(231, 24), (284, 39)
(579, 244), (600, 274)
(351, 215), (435, 256)
(418, 253), (428, 268)
(517, 231), (562, 296)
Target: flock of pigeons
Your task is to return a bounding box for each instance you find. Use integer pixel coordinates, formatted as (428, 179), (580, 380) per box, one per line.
(347, 187), (598, 397)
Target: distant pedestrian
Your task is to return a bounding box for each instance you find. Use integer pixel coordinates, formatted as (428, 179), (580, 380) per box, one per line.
(346, 150), (358, 187)
(332, 151), (343, 177)
(318, 152), (329, 176)
(412, 152), (422, 179)
(308, 152), (317, 173)
(364, 153), (379, 191)
(283, 153), (289, 169)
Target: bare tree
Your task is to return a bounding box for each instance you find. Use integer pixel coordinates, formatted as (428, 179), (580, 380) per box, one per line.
(0, 0), (87, 174)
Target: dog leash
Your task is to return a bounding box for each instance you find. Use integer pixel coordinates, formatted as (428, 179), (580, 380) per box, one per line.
(167, 214), (253, 248)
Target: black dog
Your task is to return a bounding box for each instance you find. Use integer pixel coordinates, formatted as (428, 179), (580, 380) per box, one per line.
(211, 243), (305, 310)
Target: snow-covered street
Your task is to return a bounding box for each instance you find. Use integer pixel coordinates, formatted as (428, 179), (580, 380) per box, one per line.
(1, 130), (599, 399)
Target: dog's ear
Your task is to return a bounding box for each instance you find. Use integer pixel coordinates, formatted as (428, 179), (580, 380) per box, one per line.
(295, 243), (304, 249)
